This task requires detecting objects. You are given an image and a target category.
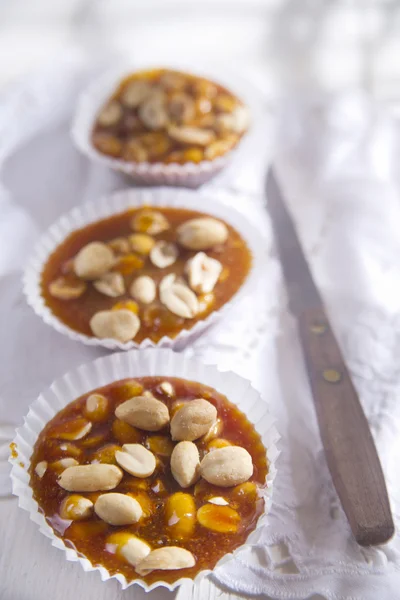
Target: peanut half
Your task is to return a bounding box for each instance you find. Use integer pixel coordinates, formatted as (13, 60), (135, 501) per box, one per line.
(131, 209), (169, 235)
(115, 444), (156, 478)
(170, 399), (217, 441)
(84, 393), (109, 422)
(115, 396), (169, 432)
(48, 276), (87, 300)
(60, 495), (93, 521)
(106, 532), (151, 567)
(58, 464), (123, 492)
(186, 252), (222, 294)
(149, 241), (178, 268)
(170, 441), (200, 488)
(95, 492), (143, 525)
(200, 446), (253, 487)
(74, 242), (114, 280)
(90, 309), (140, 343)
(177, 217), (228, 250)
(34, 461), (47, 478)
(160, 281), (199, 319)
(93, 272), (125, 298)
(135, 546), (195, 576)
(130, 275), (156, 304)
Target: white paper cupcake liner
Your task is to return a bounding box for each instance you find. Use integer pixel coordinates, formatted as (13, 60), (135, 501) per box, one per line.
(9, 348), (280, 592)
(71, 62), (265, 187)
(23, 187), (269, 351)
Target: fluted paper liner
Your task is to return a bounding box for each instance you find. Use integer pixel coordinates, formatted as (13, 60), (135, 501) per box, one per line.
(9, 349), (280, 592)
(71, 62), (263, 187)
(23, 187), (267, 351)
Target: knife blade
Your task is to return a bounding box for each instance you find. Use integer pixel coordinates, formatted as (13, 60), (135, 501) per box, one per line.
(267, 169), (394, 546)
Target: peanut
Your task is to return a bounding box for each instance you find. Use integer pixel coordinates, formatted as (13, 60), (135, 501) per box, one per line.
(59, 495), (93, 520)
(200, 446), (253, 487)
(95, 493), (143, 525)
(115, 444), (156, 477)
(135, 546), (195, 576)
(106, 532), (151, 567)
(170, 441), (200, 488)
(74, 242), (114, 280)
(58, 464), (123, 492)
(115, 396), (169, 432)
(170, 399), (217, 441)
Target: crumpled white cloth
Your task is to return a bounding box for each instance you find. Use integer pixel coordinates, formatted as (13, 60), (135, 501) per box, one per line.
(1, 52), (400, 600)
(207, 93), (400, 599)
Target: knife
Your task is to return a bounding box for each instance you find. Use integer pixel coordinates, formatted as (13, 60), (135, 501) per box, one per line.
(267, 169), (394, 546)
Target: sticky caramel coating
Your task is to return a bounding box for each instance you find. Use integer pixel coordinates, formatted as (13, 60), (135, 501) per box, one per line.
(30, 376), (267, 585)
(41, 207), (251, 343)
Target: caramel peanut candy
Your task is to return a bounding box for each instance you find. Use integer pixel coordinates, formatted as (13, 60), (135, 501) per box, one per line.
(106, 532), (151, 567)
(135, 546), (195, 576)
(170, 399), (217, 441)
(93, 272), (125, 298)
(186, 252), (222, 294)
(95, 492), (143, 525)
(177, 218), (228, 250)
(90, 309), (140, 343)
(149, 241), (178, 268)
(115, 396), (170, 432)
(58, 464), (123, 492)
(130, 275), (156, 304)
(200, 446), (253, 487)
(115, 444), (156, 478)
(74, 242), (115, 280)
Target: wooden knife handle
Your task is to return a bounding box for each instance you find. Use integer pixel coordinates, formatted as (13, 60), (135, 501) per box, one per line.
(298, 306), (394, 546)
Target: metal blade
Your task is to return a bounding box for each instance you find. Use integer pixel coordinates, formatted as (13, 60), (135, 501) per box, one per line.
(266, 169), (323, 316)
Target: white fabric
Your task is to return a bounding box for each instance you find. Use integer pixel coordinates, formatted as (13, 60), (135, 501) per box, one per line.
(1, 54), (400, 599)
(204, 95), (400, 598)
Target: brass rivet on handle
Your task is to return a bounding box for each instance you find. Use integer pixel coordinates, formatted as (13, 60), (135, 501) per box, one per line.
(323, 369), (342, 384)
(310, 323), (327, 335)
